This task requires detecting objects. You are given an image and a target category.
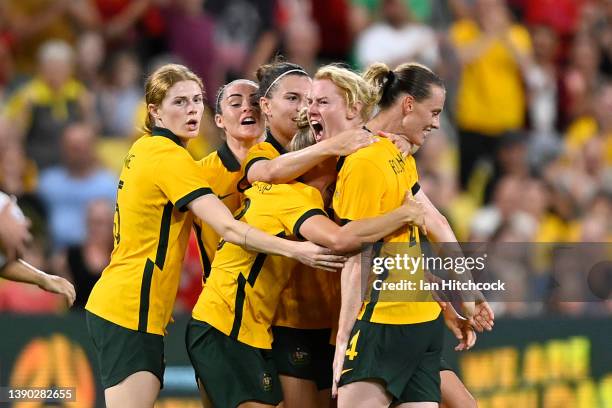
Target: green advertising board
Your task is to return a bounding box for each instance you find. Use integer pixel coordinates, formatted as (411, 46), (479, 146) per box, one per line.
(0, 313), (610, 407)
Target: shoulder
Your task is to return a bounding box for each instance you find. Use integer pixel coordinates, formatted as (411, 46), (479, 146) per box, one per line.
(345, 138), (395, 166)
(247, 182), (322, 207)
(247, 141), (277, 156)
(199, 150), (221, 168)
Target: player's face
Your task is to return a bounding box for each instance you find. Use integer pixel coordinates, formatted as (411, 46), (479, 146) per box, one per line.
(152, 80), (204, 140)
(308, 79), (352, 142)
(261, 75), (311, 139)
(215, 82), (263, 142)
(400, 85), (445, 150)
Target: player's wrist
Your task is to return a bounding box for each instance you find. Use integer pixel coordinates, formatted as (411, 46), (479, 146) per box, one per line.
(317, 138), (337, 156)
(285, 240), (302, 260)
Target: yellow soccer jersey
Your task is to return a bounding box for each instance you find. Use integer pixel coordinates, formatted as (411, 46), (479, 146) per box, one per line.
(273, 264), (340, 330)
(238, 130), (285, 191)
(192, 181), (328, 349)
(333, 137), (440, 325)
(86, 127), (214, 335)
(194, 142), (243, 279)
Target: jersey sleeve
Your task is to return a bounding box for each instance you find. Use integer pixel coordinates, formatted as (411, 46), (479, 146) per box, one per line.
(243, 142), (279, 174)
(155, 147), (214, 211)
(274, 185), (327, 239)
(239, 142), (280, 191)
(333, 157), (386, 223)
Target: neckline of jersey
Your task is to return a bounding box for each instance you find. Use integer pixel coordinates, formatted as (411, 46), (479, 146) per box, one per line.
(151, 126), (184, 147)
(217, 142), (241, 172)
(264, 129), (287, 155)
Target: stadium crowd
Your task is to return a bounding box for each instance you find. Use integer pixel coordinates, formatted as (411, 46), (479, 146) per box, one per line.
(0, 0), (609, 315)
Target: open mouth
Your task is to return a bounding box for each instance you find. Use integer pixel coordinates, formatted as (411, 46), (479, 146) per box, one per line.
(240, 116), (257, 126)
(310, 120), (324, 139)
(187, 119), (198, 127)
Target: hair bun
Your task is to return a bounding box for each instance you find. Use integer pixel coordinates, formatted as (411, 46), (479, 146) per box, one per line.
(386, 70), (395, 84)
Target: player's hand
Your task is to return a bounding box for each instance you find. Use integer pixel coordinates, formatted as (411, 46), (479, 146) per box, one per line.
(327, 128), (376, 156)
(292, 241), (346, 272)
(378, 131), (413, 157)
(443, 304), (477, 351)
(38, 273), (76, 307)
(332, 337), (349, 398)
(0, 199), (32, 261)
(401, 192), (427, 236)
(470, 300), (494, 332)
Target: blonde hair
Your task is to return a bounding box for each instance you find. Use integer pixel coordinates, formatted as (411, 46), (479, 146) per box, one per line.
(289, 107), (316, 151)
(363, 62), (444, 108)
(143, 64), (204, 134)
(314, 65), (378, 122)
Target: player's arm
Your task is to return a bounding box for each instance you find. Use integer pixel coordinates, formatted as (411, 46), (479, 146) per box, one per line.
(188, 194), (346, 272)
(157, 150), (346, 272)
(0, 199), (31, 262)
(246, 128), (374, 185)
(298, 194), (426, 253)
(415, 189), (494, 331)
(0, 259), (76, 307)
(332, 254), (364, 397)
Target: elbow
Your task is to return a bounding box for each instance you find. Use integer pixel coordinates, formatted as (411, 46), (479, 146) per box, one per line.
(265, 163), (285, 184)
(218, 220), (240, 245)
(429, 212), (451, 236)
(328, 233), (357, 253)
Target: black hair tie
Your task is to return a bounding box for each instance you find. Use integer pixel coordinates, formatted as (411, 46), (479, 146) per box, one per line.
(386, 70), (395, 84)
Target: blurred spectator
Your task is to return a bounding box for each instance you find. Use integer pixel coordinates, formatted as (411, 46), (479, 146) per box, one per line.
(98, 50), (142, 138)
(494, 130), (529, 186)
(53, 199), (113, 308)
(93, 0), (166, 61)
(205, 0), (279, 81)
(309, 0), (352, 61)
(3, 40), (95, 169)
(450, 0), (532, 192)
(355, 0), (439, 69)
(350, 0), (433, 35)
(75, 31), (106, 90)
(469, 175), (524, 241)
(559, 33), (603, 126)
(522, 0), (584, 38)
(163, 0), (221, 99)
(37, 123), (116, 251)
(596, 0), (612, 76)
(0, 118), (34, 197)
(0, 36), (16, 102)
(525, 24), (559, 135)
(1, 0), (98, 75)
(565, 81), (612, 165)
(283, 16), (321, 75)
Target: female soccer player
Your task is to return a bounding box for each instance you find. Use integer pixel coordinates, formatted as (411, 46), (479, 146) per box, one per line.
(194, 78), (264, 280)
(186, 130), (427, 408)
(84, 64), (344, 408)
(328, 63), (493, 408)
